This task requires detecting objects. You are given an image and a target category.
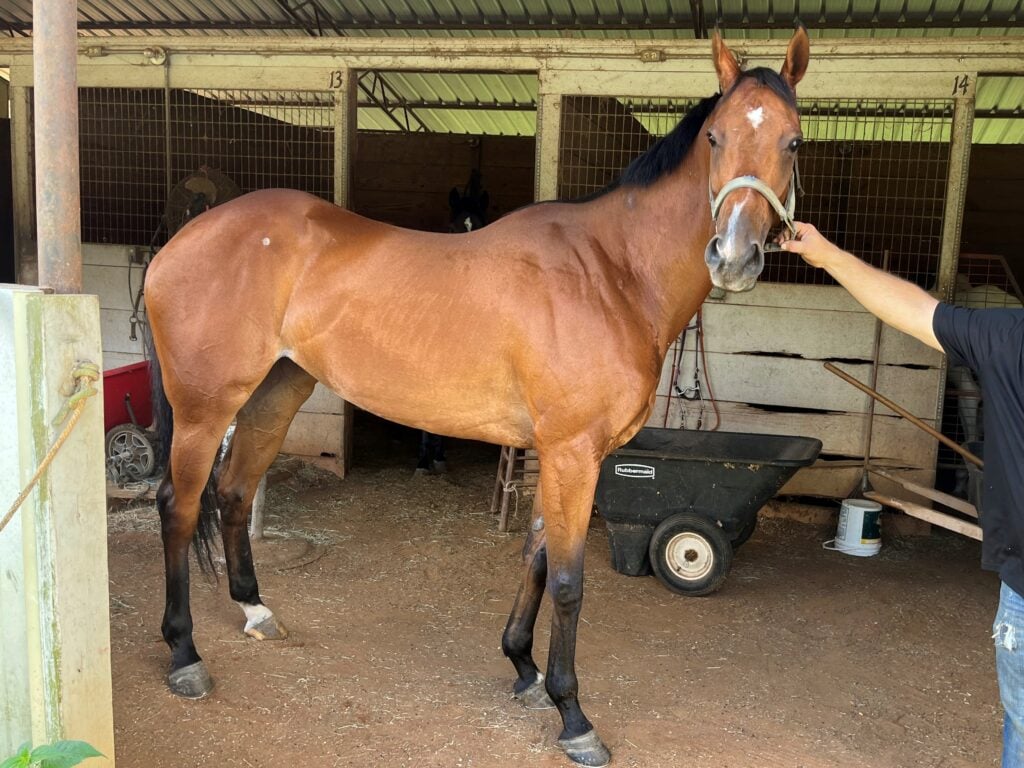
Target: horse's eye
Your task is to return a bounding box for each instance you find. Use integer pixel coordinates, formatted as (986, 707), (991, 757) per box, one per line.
(789, 137), (804, 152)
(707, 131), (717, 147)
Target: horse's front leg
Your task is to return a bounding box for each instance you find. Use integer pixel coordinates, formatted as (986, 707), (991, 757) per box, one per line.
(537, 443), (611, 767)
(502, 477), (555, 709)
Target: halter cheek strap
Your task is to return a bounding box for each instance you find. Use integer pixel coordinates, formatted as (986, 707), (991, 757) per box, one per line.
(708, 168), (798, 237)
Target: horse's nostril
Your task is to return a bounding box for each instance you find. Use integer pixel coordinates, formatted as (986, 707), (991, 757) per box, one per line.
(704, 236), (723, 269)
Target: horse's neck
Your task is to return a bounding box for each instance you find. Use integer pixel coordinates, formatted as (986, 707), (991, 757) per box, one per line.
(595, 149), (715, 355)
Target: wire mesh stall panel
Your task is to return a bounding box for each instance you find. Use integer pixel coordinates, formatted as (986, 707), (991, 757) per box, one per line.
(66, 88), (336, 247)
(767, 99), (953, 288)
(557, 94), (953, 496)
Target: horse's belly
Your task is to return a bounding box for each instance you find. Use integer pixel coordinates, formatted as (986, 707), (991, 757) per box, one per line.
(289, 342), (534, 449)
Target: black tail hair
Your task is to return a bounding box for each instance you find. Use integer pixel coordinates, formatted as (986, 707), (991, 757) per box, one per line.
(146, 327), (221, 575)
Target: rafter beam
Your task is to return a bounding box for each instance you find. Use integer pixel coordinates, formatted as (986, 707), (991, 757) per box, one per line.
(2, 12), (1022, 34)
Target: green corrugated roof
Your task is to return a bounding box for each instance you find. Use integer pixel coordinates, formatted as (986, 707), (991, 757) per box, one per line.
(1, 0), (1021, 140)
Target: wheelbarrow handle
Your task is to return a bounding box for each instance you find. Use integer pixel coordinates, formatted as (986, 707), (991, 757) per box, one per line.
(824, 362), (984, 469)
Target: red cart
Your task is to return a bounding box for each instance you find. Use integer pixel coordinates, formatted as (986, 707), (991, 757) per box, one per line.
(103, 360), (157, 483)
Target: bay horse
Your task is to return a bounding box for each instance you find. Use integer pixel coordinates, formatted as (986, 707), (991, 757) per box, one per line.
(416, 170), (492, 474)
(145, 29), (808, 767)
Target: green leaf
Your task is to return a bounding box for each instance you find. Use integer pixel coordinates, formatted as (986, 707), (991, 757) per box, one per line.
(0, 742), (32, 768)
(28, 741), (102, 768)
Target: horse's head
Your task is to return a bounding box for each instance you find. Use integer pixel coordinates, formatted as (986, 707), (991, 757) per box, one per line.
(449, 171), (490, 233)
(704, 27), (809, 292)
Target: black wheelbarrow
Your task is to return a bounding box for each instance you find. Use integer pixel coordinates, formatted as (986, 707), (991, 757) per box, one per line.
(595, 427), (822, 596)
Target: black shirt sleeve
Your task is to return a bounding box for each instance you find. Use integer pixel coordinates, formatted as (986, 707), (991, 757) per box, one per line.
(932, 302), (1022, 371)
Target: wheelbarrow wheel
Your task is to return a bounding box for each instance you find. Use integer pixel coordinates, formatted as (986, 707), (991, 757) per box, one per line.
(731, 512), (758, 550)
(648, 512), (732, 596)
(105, 423), (156, 483)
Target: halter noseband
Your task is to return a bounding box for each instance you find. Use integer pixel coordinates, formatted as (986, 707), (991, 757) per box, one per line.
(708, 167), (798, 241)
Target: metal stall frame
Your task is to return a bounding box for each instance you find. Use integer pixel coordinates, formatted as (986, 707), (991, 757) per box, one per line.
(2, 36), (1021, 474)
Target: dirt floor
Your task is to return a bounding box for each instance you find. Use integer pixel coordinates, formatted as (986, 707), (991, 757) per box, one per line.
(107, 422), (1003, 768)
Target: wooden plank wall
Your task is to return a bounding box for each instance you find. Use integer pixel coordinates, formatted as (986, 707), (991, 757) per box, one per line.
(649, 284), (945, 500)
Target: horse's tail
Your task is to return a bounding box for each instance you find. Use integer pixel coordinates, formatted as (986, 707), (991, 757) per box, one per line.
(146, 328), (221, 575)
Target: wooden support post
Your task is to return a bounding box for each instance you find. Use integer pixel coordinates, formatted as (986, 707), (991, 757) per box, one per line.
(534, 88), (562, 202)
(0, 287), (115, 765)
(332, 68), (358, 477)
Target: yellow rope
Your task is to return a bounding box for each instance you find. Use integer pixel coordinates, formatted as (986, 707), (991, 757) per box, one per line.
(0, 362), (100, 535)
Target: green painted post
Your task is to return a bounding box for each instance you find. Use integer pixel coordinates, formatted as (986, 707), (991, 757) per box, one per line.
(0, 287), (115, 766)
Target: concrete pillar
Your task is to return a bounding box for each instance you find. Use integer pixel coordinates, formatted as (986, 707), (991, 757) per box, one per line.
(0, 287), (115, 765)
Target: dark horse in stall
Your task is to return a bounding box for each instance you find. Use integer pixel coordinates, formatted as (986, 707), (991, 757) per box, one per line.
(145, 30), (809, 766)
(416, 170), (491, 475)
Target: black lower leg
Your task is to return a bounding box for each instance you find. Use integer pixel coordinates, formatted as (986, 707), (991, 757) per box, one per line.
(546, 565), (593, 740)
(158, 479), (201, 671)
(501, 525), (548, 689)
(219, 492), (261, 605)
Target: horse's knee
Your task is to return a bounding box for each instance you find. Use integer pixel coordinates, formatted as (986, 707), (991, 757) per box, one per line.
(548, 570), (583, 612)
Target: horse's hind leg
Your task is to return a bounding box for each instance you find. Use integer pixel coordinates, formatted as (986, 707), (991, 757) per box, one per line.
(502, 478), (555, 709)
(217, 358), (316, 640)
(160, 418), (236, 699)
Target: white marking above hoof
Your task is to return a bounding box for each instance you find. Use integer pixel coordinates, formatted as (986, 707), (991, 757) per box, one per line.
(239, 601), (274, 632)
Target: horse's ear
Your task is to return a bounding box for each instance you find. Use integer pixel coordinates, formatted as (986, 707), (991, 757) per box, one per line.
(711, 29), (741, 94)
(780, 24), (809, 91)
(449, 187), (461, 210)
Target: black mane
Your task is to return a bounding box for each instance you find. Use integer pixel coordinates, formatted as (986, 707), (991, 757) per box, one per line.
(616, 93), (721, 190)
(553, 68), (796, 205)
(582, 68), (796, 198)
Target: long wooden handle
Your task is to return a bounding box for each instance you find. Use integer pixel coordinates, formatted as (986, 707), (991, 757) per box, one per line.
(824, 362), (984, 469)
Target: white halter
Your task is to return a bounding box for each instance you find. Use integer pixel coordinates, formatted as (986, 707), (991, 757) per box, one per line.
(708, 167), (798, 240)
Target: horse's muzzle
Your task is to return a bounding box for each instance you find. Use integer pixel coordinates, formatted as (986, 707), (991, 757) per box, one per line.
(704, 235), (764, 293)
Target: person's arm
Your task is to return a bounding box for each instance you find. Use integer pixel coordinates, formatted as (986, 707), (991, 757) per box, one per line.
(781, 222), (942, 351)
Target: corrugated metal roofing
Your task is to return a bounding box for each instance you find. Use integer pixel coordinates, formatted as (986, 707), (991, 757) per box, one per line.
(2, 0), (1022, 36)
(0, 0), (1020, 140)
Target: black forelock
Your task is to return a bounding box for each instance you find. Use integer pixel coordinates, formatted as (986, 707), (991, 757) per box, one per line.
(735, 66), (798, 109)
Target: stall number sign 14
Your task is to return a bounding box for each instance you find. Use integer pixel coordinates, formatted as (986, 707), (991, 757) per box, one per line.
(615, 464), (656, 479)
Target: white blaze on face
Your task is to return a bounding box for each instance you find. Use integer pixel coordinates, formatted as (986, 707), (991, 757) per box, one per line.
(725, 198), (747, 243)
(746, 107), (765, 130)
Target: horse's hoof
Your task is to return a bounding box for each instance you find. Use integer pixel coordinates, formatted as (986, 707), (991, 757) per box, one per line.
(167, 661), (213, 699)
(245, 615), (289, 641)
(557, 731), (611, 768)
(413, 467), (431, 478)
(514, 673), (555, 710)
(432, 460), (448, 474)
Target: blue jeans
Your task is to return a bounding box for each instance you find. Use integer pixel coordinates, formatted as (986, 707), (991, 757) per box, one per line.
(995, 581), (1024, 767)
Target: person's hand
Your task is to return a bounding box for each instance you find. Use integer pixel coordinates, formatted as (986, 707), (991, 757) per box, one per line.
(779, 221), (846, 269)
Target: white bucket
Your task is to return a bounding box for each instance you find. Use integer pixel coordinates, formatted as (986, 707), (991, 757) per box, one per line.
(823, 499), (882, 557)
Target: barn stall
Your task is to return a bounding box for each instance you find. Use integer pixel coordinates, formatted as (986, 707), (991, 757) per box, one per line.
(3, 28), (1020, 502)
(0, 2), (1023, 766)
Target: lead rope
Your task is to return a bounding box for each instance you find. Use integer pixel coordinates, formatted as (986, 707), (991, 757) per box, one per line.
(0, 362), (101, 535)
